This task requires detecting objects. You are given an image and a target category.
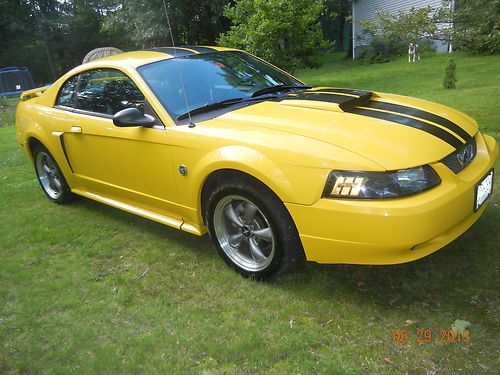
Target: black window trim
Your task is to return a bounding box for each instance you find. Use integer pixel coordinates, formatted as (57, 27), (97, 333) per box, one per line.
(72, 108), (114, 119)
(53, 104), (76, 112)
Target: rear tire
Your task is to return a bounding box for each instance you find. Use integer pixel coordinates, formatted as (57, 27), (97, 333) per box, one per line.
(205, 174), (304, 280)
(33, 144), (74, 204)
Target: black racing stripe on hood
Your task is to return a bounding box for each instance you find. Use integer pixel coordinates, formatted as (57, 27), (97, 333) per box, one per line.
(180, 46), (218, 53)
(279, 88), (465, 147)
(310, 88), (372, 97)
(288, 93), (357, 103)
(283, 91), (372, 110)
(349, 108), (464, 148)
(366, 101), (472, 142)
(149, 47), (196, 57)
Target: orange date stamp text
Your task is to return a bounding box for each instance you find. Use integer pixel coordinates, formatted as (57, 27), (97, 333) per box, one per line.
(392, 329), (472, 344)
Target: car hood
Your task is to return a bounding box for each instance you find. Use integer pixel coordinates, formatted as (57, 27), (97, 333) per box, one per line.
(216, 88), (478, 170)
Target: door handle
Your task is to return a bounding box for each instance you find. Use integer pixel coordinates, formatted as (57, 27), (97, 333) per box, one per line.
(70, 126), (82, 133)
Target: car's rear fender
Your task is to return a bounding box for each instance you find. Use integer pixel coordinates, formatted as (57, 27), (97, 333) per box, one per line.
(16, 102), (75, 185)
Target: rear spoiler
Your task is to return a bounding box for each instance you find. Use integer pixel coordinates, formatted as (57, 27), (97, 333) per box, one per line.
(20, 86), (51, 101)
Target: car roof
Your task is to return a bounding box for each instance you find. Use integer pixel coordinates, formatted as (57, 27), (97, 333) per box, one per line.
(90, 46), (237, 68)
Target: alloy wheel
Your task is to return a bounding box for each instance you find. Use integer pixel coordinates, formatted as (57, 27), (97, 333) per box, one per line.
(35, 151), (63, 200)
(213, 195), (275, 272)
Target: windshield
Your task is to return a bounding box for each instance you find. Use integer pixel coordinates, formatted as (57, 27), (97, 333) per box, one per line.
(137, 51), (303, 120)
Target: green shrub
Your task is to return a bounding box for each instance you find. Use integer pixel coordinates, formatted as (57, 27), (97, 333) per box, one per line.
(356, 37), (405, 64)
(218, 0), (332, 72)
(443, 58), (457, 89)
(356, 37), (435, 65)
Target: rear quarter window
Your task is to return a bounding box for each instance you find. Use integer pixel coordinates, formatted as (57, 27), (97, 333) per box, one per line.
(56, 75), (79, 108)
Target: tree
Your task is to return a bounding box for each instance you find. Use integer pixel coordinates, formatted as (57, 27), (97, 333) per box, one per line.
(448, 0), (500, 54)
(443, 58), (457, 89)
(218, 0), (331, 72)
(353, 0), (499, 59)
(355, 7), (443, 46)
(102, 0), (232, 48)
(0, 0), (128, 84)
(322, 0), (351, 52)
(0, 0), (59, 83)
(102, 0), (171, 48)
(351, 7), (437, 64)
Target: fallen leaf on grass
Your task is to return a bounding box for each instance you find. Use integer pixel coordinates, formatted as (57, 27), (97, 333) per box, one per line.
(405, 319), (419, 326)
(389, 296), (401, 306)
(136, 266), (150, 280)
(478, 363), (489, 370)
(470, 294), (480, 303)
(383, 357), (393, 364)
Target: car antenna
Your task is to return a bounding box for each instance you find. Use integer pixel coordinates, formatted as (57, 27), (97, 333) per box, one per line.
(162, 0), (195, 128)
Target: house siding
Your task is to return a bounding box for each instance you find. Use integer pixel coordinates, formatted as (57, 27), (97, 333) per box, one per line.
(352, 0), (452, 58)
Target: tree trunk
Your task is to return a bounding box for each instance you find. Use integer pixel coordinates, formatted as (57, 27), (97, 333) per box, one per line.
(30, 0), (56, 81)
(338, 17), (345, 50)
(347, 31), (353, 58)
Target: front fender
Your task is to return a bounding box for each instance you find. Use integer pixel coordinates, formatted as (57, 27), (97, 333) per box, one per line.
(173, 145), (332, 227)
(194, 145), (293, 200)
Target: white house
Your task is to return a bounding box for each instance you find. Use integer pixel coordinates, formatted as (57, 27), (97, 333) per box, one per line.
(351, 0), (454, 58)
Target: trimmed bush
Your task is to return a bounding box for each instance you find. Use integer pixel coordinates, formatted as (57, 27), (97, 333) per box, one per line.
(443, 58), (457, 89)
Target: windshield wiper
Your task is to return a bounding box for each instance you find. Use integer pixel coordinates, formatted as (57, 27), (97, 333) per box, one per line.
(251, 84), (312, 98)
(177, 97), (244, 121)
(176, 95), (280, 121)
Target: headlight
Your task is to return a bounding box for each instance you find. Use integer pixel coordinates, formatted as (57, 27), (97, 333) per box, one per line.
(322, 166), (441, 199)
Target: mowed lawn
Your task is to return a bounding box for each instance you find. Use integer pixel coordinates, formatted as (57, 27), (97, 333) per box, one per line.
(1, 53), (499, 374)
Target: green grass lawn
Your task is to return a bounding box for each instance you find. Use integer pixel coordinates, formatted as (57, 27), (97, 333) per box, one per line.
(1, 53), (499, 374)
(0, 98), (18, 128)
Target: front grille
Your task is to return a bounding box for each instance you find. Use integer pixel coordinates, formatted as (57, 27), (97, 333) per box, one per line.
(440, 137), (477, 174)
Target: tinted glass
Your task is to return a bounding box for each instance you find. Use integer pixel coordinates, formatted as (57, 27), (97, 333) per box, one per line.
(56, 75), (79, 107)
(138, 51), (302, 119)
(75, 69), (144, 115)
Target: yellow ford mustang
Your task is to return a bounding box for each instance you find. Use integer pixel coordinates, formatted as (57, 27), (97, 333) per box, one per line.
(16, 46), (498, 279)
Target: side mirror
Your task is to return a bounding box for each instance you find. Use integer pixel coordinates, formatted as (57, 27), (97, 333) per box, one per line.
(113, 107), (156, 127)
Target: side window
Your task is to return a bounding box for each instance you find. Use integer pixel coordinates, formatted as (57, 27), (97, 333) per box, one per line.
(56, 75), (79, 108)
(75, 69), (145, 115)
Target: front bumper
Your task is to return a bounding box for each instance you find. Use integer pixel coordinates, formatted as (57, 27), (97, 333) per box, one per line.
(286, 132), (498, 265)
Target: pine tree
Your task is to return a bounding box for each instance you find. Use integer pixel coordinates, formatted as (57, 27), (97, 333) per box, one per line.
(443, 58), (457, 89)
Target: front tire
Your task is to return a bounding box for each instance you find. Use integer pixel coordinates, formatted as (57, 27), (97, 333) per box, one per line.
(33, 144), (74, 204)
(206, 175), (304, 279)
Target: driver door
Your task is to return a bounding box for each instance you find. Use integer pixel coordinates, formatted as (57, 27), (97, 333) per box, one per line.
(60, 68), (181, 219)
